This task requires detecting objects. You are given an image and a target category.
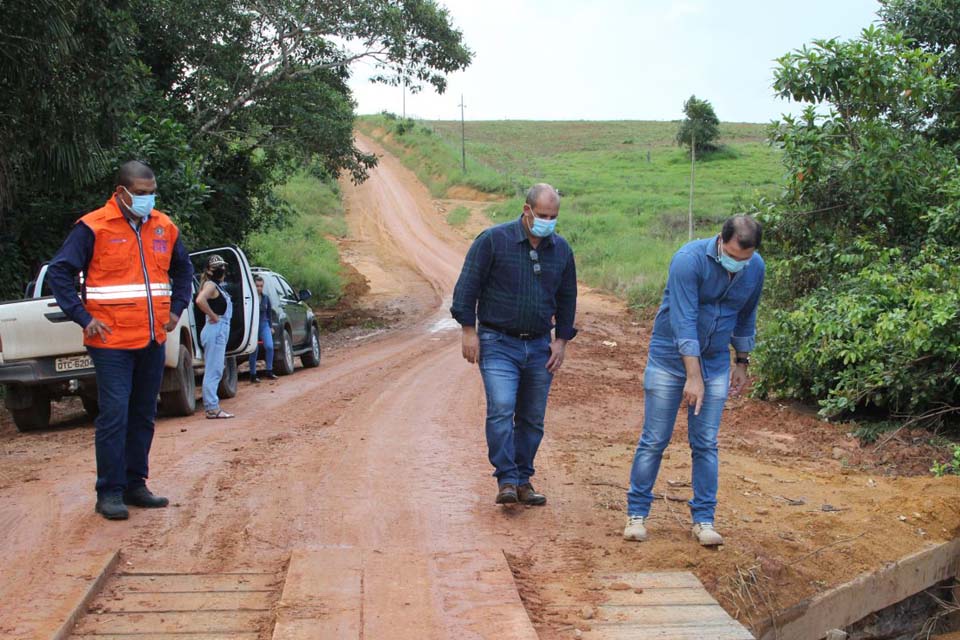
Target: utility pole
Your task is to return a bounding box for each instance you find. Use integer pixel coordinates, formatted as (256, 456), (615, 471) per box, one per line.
(402, 78), (406, 119)
(688, 129), (696, 241)
(458, 94), (467, 173)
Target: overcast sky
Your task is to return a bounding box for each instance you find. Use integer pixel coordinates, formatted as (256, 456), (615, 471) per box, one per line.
(347, 0), (882, 123)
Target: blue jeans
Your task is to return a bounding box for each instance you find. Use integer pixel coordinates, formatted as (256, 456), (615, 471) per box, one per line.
(201, 319), (230, 411)
(627, 360), (729, 523)
(478, 328), (553, 487)
(249, 320), (274, 374)
(86, 341), (166, 496)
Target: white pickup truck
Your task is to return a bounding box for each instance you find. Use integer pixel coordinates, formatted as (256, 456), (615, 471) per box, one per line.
(0, 246), (259, 431)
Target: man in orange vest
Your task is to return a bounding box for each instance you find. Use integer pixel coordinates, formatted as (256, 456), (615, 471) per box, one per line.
(48, 160), (194, 520)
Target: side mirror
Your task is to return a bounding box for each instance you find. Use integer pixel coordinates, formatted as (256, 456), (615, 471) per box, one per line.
(298, 289), (312, 302)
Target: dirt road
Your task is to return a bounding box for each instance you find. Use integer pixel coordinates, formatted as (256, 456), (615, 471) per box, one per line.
(1, 134), (958, 639)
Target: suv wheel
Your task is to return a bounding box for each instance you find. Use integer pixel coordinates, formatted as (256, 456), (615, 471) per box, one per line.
(275, 328), (295, 376)
(301, 324), (321, 368)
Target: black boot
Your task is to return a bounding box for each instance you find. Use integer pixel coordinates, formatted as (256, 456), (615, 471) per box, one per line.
(123, 485), (169, 508)
(95, 493), (129, 520)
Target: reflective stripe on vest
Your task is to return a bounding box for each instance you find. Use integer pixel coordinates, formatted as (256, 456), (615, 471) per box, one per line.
(86, 283), (173, 300)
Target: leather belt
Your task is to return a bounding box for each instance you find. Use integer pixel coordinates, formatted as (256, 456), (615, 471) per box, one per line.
(479, 323), (547, 341)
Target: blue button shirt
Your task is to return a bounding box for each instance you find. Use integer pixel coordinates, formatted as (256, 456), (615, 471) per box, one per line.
(649, 236), (765, 380)
(450, 216), (578, 340)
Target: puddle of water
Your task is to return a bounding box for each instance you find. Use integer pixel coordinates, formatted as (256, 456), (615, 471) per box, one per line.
(429, 317), (460, 333)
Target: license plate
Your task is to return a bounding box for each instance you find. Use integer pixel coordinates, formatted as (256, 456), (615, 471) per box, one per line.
(55, 355), (93, 373)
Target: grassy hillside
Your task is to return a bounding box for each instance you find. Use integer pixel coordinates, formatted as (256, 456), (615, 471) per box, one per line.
(245, 172), (345, 307)
(357, 115), (784, 306)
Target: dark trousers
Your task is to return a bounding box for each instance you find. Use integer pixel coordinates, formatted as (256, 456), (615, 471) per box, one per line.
(87, 341), (165, 496)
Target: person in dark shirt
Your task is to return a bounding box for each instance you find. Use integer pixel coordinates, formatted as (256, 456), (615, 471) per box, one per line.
(47, 160), (194, 520)
(248, 275), (277, 383)
(451, 183), (578, 506)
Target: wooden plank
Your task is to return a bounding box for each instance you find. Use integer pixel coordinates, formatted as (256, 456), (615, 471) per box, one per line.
(271, 548), (363, 640)
(362, 551), (440, 639)
(48, 550), (121, 640)
(72, 635), (259, 640)
(430, 549), (539, 640)
(271, 548), (538, 640)
(90, 590), (274, 613)
(597, 604), (738, 625)
(545, 588), (719, 607)
(582, 572), (755, 640)
(596, 572), (703, 589)
(758, 539), (960, 640)
(584, 621), (755, 640)
(116, 573), (279, 593)
(72, 610), (270, 635)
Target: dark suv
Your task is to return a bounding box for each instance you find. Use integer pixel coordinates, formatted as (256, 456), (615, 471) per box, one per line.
(249, 267), (321, 375)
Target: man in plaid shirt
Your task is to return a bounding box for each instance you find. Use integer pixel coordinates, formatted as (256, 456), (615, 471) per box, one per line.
(451, 183), (578, 506)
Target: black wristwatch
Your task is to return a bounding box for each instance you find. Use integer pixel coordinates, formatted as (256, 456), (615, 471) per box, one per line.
(735, 355), (750, 366)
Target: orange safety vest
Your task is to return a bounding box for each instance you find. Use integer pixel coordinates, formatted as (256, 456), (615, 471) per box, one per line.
(79, 197), (180, 350)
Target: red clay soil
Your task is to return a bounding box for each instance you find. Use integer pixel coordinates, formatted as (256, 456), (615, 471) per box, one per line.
(0, 134), (957, 639)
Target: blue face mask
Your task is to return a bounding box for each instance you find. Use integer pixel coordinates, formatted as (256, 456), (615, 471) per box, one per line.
(528, 212), (557, 238)
(718, 240), (750, 273)
(122, 186), (155, 221)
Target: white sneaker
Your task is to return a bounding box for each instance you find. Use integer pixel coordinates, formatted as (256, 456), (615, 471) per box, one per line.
(692, 522), (724, 546)
(623, 515), (648, 541)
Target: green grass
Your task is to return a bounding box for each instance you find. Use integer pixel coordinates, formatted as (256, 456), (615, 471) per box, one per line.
(245, 172), (345, 307)
(359, 115), (784, 307)
(446, 205), (471, 227)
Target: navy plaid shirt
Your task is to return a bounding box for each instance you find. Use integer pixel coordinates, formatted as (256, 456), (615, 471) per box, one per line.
(451, 216), (578, 340)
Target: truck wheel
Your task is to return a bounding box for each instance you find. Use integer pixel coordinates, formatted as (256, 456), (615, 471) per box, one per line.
(10, 387), (51, 432)
(159, 344), (196, 416)
(218, 356), (238, 399)
(301, 324), (321, 368)
(275, 328), (295, 376)
(81, 394), (99, 421)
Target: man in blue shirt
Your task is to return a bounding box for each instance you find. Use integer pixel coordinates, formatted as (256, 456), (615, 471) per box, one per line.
(624, 215), (764, 546)
(451, 183), (577, 506)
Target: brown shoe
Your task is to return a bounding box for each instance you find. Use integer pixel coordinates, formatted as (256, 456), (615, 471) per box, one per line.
(517, 483), (546, 505)
(495, 483), (518, 504)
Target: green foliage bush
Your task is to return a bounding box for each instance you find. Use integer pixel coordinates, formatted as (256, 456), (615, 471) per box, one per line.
(754, 2), (960, 428)
(245, 174), (345, 306)
(756, 247), (960, 420)
(445, 206), (471, 226)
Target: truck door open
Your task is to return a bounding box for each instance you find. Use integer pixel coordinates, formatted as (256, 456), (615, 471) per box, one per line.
(189, 246), (258, 357)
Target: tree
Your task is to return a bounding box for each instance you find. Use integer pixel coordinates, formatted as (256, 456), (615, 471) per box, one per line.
(0, 0), (472, 299)
(752, 3), (960, 428)
(676, 95), (720, 238)
(881, 0), (960, 145)
(676, 95), (720, 154)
